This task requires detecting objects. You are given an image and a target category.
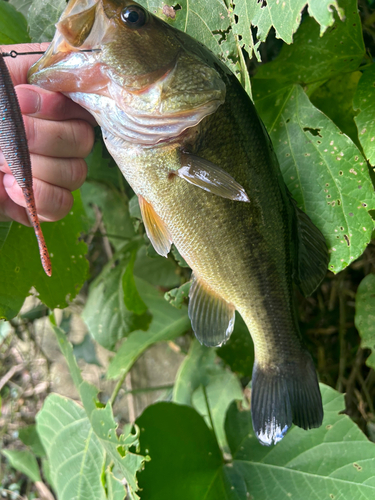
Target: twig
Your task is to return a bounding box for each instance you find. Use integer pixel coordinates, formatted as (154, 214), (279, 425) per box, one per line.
(126, 372), (136, 423)
(356, 370), (375, 415)
(109, 369), (128, 407)
(203, 385), (221, 453)
(346, 348), (363, 395)
(0, 364), (23, 391)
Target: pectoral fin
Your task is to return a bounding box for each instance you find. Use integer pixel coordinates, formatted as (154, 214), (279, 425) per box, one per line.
(177, 152), (250, 202)
(291, 197), (329, 296)
(138, 195), (172, 258)
(188, 274), (235, 347)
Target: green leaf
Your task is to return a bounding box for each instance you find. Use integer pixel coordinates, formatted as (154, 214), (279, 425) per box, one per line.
(136, 402), (225, 500)
(85, 138), (123, 188)
(106, 469), (126, 500)
(8, 0), (33, 18)
(0, 1), (30, 44)
(173, 340), (243, 450)
(123, 250), (148, 315)
(254, 0), (364, 91)
(355, 273), (375, 370)
(164, 281), (191, 309)
(27, 0), (66, 42)
(18, 425), (46, 458)
(254, 84), (375, 273)
(226, 384), (375, 499)
(310, 71), (362, 148)
(217, 313), (254, 378)
(82, 256), (151, 351)
(173, 340), (219, 406)
(81, 181), (135, 252)
(0, 222), (11, 252)
(49, 318), (146, 499)
(133, 246), (180, 288)
(138, 0), (237, 71)
(73, 334), (101, 367)
(1, 449), (41, 483)
(192, 372), (243, 451)
(353, 64), (375, 166)
(36, 394), (107, 500)
(171, 245), (190, 268)
(0, 191), (89, 320)
(136, 385), (375, 499)
(107, 278), (191, 379)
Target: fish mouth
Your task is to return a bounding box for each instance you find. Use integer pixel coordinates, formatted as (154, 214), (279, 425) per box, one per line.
(28, 0), (111, 93)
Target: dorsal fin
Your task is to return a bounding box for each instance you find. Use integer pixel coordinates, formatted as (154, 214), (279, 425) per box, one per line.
(290, 196), (328, 296)
(188, 274), (235, 347)
(138, 195), (172, 258)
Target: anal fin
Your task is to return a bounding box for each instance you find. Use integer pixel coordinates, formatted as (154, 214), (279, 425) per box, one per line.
(188, 274), (235, 347)
(138, 195), (172, 258)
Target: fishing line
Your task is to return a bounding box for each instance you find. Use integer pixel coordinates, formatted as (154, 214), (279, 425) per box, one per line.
(1, 49), (101, 58)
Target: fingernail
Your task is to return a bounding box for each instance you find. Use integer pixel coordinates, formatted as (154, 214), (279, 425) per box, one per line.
(17, 87), (41, 115)
(3, 174), (15, 188)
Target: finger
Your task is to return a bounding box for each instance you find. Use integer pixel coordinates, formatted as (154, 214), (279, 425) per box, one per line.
(2, 154), (87, 191)
(0, 43), (50, 86)
(4, 176), (74, 222)
(23, 114), (95, 158)
(16, 85), (97, 126)
(0, 172), (30, 225)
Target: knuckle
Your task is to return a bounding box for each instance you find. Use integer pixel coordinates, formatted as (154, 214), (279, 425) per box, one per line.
(67, 158), (88, 189)
(71, 120), (95, 158)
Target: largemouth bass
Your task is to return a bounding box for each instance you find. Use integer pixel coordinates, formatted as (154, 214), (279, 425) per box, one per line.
(28, 0), (328, 445)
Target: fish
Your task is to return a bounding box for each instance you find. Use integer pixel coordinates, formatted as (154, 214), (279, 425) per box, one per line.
(0, 52), (52, 276)
(28, 0), (328, 445)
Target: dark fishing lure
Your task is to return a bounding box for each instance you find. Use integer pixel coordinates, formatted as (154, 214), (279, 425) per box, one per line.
(0, 52), (52, 276)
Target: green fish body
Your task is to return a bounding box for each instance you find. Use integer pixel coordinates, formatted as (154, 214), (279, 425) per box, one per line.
(29, 0), (328, 445)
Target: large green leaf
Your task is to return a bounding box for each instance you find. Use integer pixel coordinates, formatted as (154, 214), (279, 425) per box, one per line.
(8, 0), (33, 18)
(0, 1), (30, 44)
(137, 385), (375, 499)
(355, 273), (375, 370)
(0, 222), (11, 252)
(107, 278), (191, 379)
(1, 449), (41, 483)
(353, 64), (375, 166)
(27, 0), (66, 42)
(133, 246), (180, 288)
(254, 84), (375, 273)
(226, 385), (375, 499)
(0, 191), (89, 319)
(36, 394), (106, 500)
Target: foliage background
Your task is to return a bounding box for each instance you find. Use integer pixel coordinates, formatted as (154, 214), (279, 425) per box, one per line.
(1, 0), (375, 499)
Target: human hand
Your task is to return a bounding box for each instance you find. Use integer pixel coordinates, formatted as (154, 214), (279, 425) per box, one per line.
(0, 43), (96, 226)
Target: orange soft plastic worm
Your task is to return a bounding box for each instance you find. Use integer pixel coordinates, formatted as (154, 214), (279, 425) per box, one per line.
(0, 53), (52, 276)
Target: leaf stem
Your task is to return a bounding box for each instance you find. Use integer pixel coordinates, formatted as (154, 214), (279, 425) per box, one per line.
(203, 385), (221, 453)
(337, 273), (347, 392)
(109, 369), (128, 407)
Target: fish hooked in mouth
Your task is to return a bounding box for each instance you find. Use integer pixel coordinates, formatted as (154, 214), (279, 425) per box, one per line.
(28, 0), (328, 446)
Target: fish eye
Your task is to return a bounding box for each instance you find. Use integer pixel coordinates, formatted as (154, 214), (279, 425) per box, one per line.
(121, 5), (147, 28)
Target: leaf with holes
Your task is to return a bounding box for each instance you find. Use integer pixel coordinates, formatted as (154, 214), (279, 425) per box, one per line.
(353, 64), (375, 167)
(355, 273), (375, 370)
(36, 394), (106, 500)
(254, 84), (375, 273)
(253, 0), (364, 91)
(231, 0), (343, 60)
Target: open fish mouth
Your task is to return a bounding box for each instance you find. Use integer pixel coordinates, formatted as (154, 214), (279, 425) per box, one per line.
(28, 0), (110, 93)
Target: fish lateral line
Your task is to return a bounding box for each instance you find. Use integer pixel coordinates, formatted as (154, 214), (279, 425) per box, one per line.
(1, 49), (101, 58)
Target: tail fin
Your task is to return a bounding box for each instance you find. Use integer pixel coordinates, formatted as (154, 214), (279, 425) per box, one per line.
(251, 352), (323, 446)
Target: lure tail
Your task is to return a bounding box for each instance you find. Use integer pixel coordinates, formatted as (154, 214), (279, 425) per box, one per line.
(251, 351), (323, 446)
(0, 53), (51, 276)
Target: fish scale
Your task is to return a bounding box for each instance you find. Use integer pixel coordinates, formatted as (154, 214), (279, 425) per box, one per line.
(0, 53), (51, 276)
